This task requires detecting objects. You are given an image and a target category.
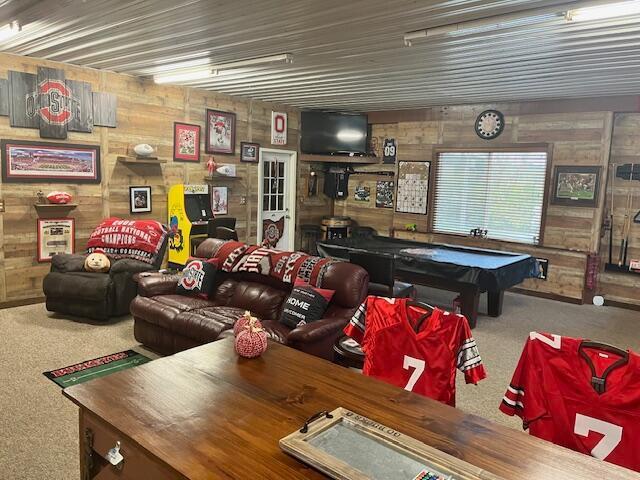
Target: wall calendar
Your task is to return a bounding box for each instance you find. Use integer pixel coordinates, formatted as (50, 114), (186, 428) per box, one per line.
(396, 161), (430, 215)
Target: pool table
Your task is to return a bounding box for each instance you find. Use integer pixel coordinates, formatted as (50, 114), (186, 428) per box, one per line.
(317, 235), (539, 327)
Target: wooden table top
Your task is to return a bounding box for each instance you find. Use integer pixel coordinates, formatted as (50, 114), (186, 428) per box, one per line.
(63, 339), (636, 480)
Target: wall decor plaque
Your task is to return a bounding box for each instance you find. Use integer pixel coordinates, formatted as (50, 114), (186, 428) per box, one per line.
(37, 218), (75, 262)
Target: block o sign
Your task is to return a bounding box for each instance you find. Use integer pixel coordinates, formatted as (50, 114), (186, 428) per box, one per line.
(271, 111), (287, 145)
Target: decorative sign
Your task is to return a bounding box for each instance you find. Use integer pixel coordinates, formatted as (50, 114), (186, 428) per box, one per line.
(271, 111), (287, 145)
(2, 67), (117, 139)
(382, 138), (397, 164)
(1, 139), (100, 183)
(37, 218), (75, 262)
(396, 161), (430, 215)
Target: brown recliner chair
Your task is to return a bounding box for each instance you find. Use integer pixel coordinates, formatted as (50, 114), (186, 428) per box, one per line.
(43, 239), (168, 322)
(130, 238), (369, 360)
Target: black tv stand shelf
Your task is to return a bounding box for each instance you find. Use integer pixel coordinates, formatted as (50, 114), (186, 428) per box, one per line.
(299, 153), (379, 164)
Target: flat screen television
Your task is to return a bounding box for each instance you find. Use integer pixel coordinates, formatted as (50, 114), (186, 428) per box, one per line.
(301, 111), (368, 155)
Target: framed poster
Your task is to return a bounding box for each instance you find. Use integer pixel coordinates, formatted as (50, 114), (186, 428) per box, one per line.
(396, 161), (430, 214)
(129, 186), (152, 213)
(1, 140), (100, 183)
(354, 185), (370, 202)
(211, 186), (228, 215)
(271, 111), (287, 145)
(551, 166), (600, 207)
(205, 109), (236, 154)
(376, 181), (394, 208)
(240, 142), (260, 163)
(37, 218), (75, 262)
(173, 122), (200, 162)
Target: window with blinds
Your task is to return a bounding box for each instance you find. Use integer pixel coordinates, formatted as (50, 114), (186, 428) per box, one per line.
(433, 151), (548, 245)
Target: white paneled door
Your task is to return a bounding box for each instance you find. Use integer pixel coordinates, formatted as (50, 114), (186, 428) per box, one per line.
(257, 148), (297, 251)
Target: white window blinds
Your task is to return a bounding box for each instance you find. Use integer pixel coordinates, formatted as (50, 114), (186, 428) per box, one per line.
(433, 151), (547, 245)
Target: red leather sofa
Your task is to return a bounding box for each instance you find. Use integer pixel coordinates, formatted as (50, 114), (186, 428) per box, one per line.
(130, 239), (369, 360)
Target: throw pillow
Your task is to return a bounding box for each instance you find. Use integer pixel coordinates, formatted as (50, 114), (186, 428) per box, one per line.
(176, 259), (217, 299)
(280, 283), (335, 329)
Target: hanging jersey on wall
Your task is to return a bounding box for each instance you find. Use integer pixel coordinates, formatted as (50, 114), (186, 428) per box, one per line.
(500, 332), (640, 472)
(344, 296), (486, 406)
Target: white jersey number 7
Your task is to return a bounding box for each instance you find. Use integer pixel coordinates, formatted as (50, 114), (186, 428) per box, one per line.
(574, 414), (623, 460)
(403, 355), (426, 391)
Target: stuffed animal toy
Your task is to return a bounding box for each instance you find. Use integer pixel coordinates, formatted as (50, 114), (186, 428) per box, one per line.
(84, 251), (111, 273)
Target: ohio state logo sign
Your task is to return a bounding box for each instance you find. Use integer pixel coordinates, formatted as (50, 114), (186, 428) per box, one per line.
(26, 79), (79, 125)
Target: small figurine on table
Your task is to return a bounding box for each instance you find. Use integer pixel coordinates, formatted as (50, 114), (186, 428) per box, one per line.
(206, 156), (216, 178)
(36, 190), (46, 204)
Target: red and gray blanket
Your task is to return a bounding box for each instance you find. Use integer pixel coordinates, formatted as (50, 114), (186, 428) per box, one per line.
(214, 242), (338, 287)
(87, 217), (167, 265)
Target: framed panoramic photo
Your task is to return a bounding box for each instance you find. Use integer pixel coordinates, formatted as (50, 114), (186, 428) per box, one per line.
(205, 109), (236, 154)
(240, 142), (260, 163)
(129, 186), (152, 213)
(173, 122), (201, 162)
(2, 140), (100, 183)
(552, 165), (601, 207)
(37, 218), (75, 262)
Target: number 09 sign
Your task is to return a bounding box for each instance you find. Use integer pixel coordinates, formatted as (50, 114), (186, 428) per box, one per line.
(271, 111), (287, 145)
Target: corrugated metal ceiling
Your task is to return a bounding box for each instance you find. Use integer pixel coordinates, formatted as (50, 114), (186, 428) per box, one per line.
(1, 0), (640, 111)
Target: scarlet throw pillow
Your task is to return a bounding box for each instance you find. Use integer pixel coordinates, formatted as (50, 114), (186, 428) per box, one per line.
(280, 281), (335, 329)
(176, 259), (217, 299)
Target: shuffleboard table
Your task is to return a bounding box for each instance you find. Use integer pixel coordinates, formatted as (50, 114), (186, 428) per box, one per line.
(317, 235), (539, 327)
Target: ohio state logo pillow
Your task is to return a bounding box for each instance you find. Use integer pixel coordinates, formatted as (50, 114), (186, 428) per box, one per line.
(176, 259), (217, 299)
(279, 285), (334, 329)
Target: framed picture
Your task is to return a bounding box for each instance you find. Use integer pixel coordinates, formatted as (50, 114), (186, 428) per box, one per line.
(129, 186), (152, 213)
(376, 181), (394, 208)
(1, 140), (100, 183)
(396, 161), (430, 214)
(271, 111), (287, 145)
(37, 218), (75, 262)
(552, 166), (601, 207)
(173, 122), (200, 162)
(240, 142), (260, 163)
(354, 185), (370, 202)
(205, 109), (236, 154)
(211, 186), (228, 215)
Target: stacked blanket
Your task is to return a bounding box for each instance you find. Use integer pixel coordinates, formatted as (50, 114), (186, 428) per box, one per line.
(214, 242), (338, 287)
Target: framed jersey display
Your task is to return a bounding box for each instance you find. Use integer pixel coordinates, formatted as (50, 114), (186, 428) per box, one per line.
(396, 161), (430, 215)
(382, 138), (397, 164)
(280, 407), (504, 480)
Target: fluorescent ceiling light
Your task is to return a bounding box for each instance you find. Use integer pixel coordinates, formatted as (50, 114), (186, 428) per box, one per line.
(154, 68), (212, 84)
(153, 53), (293, 84)
(566, 1), (640, 22)
(211, 53), (293, 75)
(0, 21), (20, 42)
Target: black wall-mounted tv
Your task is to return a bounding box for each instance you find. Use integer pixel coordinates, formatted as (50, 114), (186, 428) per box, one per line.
(301, 111), (368, 155)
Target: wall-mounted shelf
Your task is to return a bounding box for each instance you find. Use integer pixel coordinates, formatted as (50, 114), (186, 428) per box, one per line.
(117, 156), (167, 165)
(204, 174), (240, 181)
(604, 263), (640, 277)
(299, 153), (379, 164)
(34, 203), (78, 210)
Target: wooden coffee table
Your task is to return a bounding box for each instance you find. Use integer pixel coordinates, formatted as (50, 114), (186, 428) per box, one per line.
(63, 339), (636, 479)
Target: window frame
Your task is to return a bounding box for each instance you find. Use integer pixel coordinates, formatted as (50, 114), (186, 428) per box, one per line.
(428, 144), (553, 247)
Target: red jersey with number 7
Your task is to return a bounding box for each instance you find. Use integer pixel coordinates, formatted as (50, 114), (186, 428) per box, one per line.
(500, 332), (640, 472)
(344, 296), (486, 406)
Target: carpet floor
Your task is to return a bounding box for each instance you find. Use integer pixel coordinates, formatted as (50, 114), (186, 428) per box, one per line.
(1, 292), (639, 479)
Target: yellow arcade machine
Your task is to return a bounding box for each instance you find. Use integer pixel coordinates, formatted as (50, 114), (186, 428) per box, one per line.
(167, 184), (214, 268)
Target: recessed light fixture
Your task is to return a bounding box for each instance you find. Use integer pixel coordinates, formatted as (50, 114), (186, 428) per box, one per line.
(0, 21), (20, 42)
(153, 53), (293, 84)
(566, 1), (640, 22)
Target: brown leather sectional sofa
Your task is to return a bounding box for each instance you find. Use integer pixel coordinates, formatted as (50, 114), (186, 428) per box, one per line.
(130, 238), (369, 360)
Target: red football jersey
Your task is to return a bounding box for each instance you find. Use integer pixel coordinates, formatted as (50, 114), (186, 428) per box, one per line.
(344, 296), (486, 406)
(500, 332), (640, 472)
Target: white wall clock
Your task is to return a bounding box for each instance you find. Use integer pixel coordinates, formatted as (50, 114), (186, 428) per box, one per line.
(475, 110), (504, 140)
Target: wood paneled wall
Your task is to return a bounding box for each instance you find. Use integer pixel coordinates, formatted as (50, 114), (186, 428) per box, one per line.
(0, 53), (325, 305)
(336, 106), (615, 302)
(599, 113), (640, 306)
